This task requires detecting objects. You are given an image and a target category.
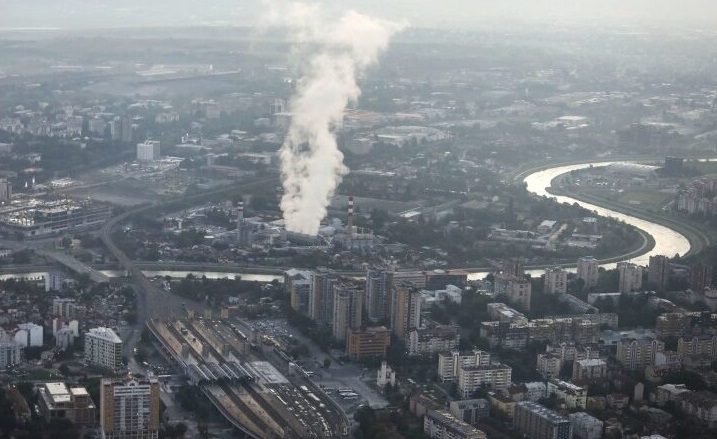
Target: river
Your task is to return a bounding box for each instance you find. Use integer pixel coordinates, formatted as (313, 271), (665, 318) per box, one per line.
(522, 161), (691, 269)
(0, 160), (703, 283)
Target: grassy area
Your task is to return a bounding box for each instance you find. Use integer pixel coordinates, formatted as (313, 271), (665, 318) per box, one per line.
(616, 189), (673, 210)
(583, 187), (674, 212)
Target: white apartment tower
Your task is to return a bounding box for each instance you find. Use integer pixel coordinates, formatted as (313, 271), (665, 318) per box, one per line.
(84, 327), (123, 372)
(136, 140), (161, 162)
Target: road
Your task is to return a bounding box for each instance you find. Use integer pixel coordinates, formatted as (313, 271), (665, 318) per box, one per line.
(98, 176), (278, 360)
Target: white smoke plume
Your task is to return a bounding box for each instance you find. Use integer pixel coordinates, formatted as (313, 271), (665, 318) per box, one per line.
(266, 1), (404, 235)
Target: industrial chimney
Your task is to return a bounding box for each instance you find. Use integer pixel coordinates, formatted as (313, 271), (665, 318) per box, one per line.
(237, 201), (244, 224)
(347, 195), (354, 237)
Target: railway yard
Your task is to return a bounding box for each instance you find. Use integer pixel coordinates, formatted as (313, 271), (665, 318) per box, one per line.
(147, 316), (349, 438)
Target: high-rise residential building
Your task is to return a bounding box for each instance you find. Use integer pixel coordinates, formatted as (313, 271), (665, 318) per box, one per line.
(100, 377), (160, 439)
(0, 178), (11, 203)
(38, 382), (96, 427)
(391, 283), (422, 340)
(514, 401), (573, 439)
(332, 284), (363, 342)
(677, 335), (717, 360)
(84, 327), (123, 372)
(424, 410), (487, 439)
(690, 262), (714, 293)
(136, 140), (161, 162)
(457, 363), (512, 398)
(616, 337), (665, 371)
(569, 412), (603, 439)
(437, 349), (491, 382)
(45, 271), (65, 293)
(285, 269), (311, 315)
(544, 267), (568, 295)
(0, 333), (23, 369)
(503, 257), (525, 277)
(366, 269), (393, 322)
(309, 268), (335, 324)
(346, 326), (391, 360)
(577, 257), (599, 289)
(120, 117), (134, 143)
(109, 118), (121, 141)
(15, 323), (43, 347)
(52, 298), (76, 318)
(648, 255), (670, 291)
(494, 274), (531, 311)
(617, 262), (643, 293)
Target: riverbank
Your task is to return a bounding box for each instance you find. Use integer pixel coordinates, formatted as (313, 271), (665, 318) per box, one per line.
(548, 179), (713, 258)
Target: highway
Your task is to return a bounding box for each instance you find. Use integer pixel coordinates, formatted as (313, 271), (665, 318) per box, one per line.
(97, 176), (277, 369)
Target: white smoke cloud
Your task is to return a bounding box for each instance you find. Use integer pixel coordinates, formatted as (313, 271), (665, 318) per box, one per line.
(266, 1), (405, 235)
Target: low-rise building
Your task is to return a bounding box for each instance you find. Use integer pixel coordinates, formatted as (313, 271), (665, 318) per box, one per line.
(437, 350), (491, 382)
(514, 401), (573, 439)
(487, 391), (517, 421)
(346, 326), (390, 360)
(449, 399), (490, 425)
(678, 391), (717, 429)
(569, 412), (603, 439)
(572, 358), (608, 383)
(537, 352), (562, 379)
(408, 325), (460, 357)
(547, 379), (587, 410)
(38, 382), (96, 427)
(424, 410), (487, 439)
(486, 303), (528, 324)
(653, 384), (691, 406)
(457, 363), (512, 398)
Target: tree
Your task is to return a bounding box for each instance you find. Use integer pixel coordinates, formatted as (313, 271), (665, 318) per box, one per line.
(323, 358), (332, 369)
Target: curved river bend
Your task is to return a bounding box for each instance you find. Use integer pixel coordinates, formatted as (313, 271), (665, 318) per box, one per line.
(523, 161), (690, 269)
(0, 160), (699, 283)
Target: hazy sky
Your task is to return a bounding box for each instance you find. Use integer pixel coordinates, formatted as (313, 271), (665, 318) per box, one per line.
(2, 0), (716, 30)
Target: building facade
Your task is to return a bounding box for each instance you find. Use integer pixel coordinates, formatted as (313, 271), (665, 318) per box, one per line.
(84, 327), (123, 372)
(617, 262), (643, 293)
(136, 140), (161, 162)
(424, 410), (487, 439)
(457, 364), (512, 398)
(544, 267), (568, 295)
(346, 326), (391, 360)
(577, 257), (599, 289)
(100, 377), (160, 439)
(514, 401), (573, 439)
(408, 325), (460, 357)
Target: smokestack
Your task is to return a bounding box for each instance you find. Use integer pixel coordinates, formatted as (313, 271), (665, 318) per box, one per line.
(270, 3), (404, 236)
(347, 195), (354, 237)
(237, 202), (244, 224)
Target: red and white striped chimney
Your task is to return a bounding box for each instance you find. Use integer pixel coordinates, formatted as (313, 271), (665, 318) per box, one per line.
(347, 195), (354, 236)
